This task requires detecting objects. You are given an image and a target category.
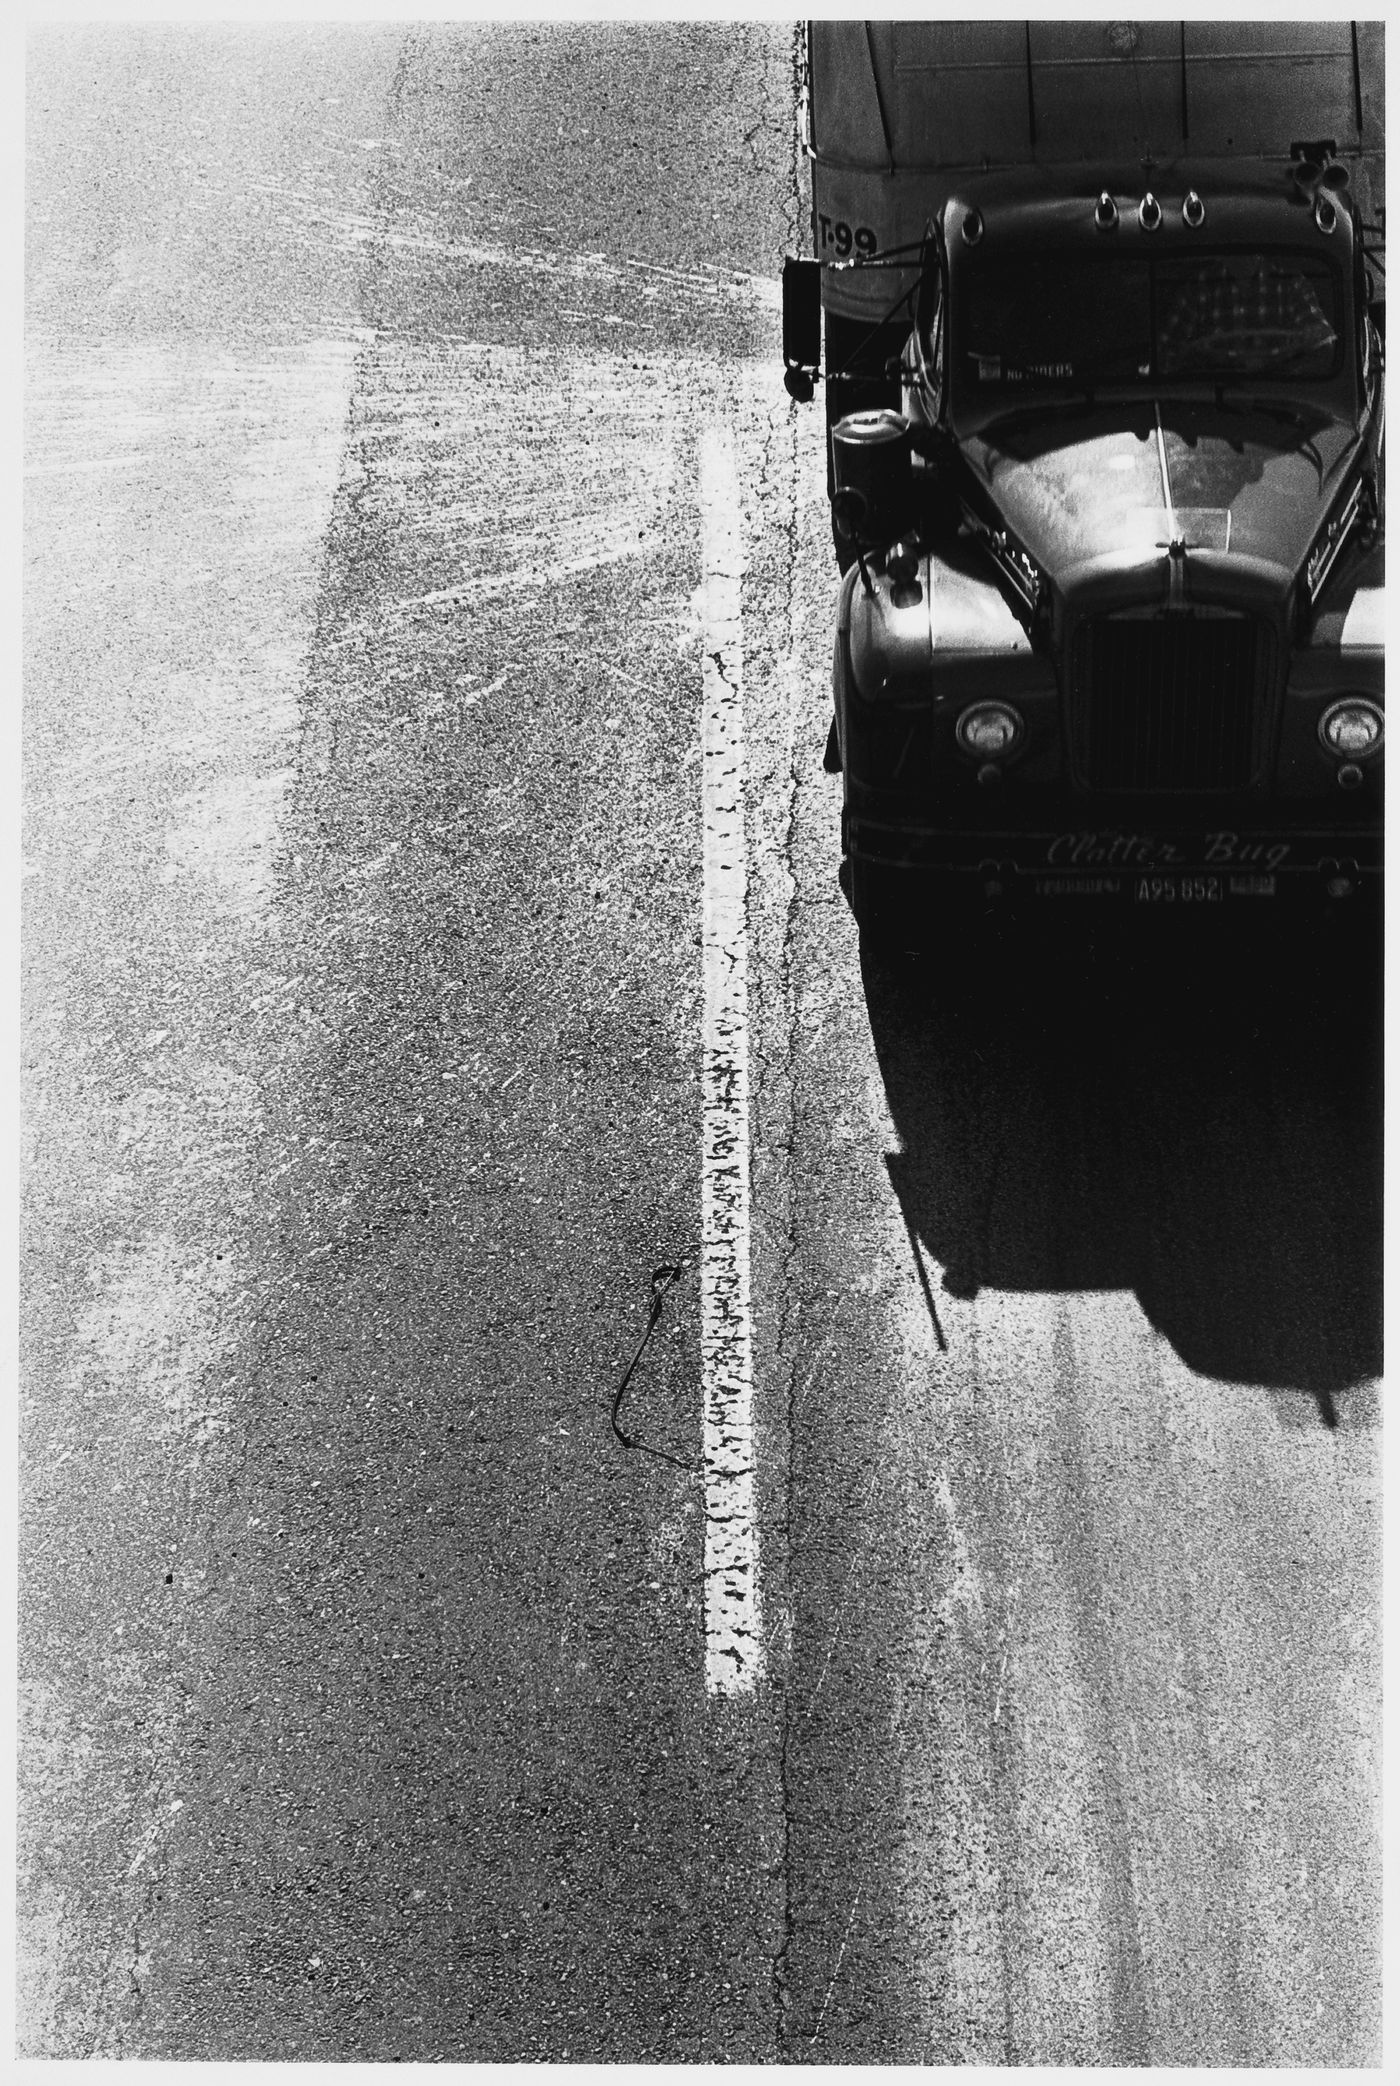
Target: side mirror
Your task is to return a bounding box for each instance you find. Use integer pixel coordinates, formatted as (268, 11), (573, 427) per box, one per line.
(783, 257), (822, 402)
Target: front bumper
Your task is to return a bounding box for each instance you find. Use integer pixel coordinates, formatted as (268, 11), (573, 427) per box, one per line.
(844, 808), (1381, 911)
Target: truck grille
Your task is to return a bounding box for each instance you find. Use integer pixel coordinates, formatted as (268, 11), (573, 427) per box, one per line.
(1070, 616), (1272, 791)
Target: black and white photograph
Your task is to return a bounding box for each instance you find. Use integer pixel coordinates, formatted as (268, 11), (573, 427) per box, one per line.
(18, 6), (1384, 2064)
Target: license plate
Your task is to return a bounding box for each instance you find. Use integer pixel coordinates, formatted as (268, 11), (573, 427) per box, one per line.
(1134, 875), (1223, 904)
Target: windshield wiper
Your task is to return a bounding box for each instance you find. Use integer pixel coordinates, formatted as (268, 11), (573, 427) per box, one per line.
(980, 388), (1105, 428)
(1195, 391), (1325, 475)
(1209, 388), (1313, 427)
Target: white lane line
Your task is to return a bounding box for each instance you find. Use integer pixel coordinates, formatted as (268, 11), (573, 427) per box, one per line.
(700, 424), (762, 1698)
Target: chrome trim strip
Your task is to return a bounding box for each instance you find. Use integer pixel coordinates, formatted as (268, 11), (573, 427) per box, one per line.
(958, 499), (1042, 619)
(1306, 478), (1364, 602)
(1155, 404), (1188, 611)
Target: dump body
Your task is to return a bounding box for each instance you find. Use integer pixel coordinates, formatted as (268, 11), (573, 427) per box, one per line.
(792, 20), (1385, 928)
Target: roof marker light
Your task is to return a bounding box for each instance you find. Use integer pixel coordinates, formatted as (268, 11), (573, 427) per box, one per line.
(1182, 190), (1205, 228)
(1139, 192), (1162, 231)
(1094, 191), (1118, 231)
(1314, 192), (1339, 234)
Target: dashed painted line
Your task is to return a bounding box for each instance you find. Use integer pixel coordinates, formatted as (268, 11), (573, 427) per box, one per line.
(699, 424), (762, 1697)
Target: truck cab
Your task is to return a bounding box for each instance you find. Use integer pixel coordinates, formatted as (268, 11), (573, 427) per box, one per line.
(787, 23), (1384, 933)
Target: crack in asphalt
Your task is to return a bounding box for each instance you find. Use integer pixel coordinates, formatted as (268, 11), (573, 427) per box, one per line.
(765, 26), (814, 2053)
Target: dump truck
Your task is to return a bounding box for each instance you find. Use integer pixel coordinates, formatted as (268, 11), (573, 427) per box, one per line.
(783, 21), (1385, 934)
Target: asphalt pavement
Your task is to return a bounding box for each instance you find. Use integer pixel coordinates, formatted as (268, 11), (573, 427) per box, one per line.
(21, 20), (1381, 2065)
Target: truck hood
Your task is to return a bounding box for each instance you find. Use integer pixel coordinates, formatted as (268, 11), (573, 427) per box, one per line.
(963, 403), (1360, 620)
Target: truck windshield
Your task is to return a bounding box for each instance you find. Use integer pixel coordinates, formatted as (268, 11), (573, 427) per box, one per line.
(958, 249), (1340, 400)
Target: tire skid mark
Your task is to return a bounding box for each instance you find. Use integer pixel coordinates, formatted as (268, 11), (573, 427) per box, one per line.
(289, 341), (684, 628)
(238, 177), (782, 310)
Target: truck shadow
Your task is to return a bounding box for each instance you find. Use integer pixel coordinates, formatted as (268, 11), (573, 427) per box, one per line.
(864, 909), (1382, 1427)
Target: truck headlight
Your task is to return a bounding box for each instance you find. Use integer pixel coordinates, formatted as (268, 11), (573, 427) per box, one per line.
(1319, 699), (1384, 760)
(956, 702), (1023, 757)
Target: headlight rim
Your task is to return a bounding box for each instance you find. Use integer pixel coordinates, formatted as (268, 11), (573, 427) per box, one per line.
(955, 700), (1025, 760)
(1318, 696), (1385, 762)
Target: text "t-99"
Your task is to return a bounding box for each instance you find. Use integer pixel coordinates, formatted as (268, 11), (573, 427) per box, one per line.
(817, 216), (878, 259)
